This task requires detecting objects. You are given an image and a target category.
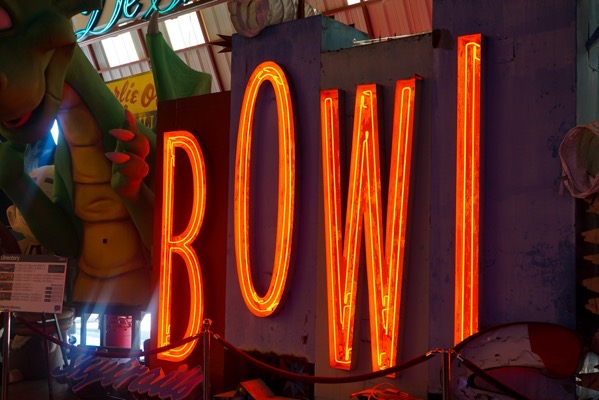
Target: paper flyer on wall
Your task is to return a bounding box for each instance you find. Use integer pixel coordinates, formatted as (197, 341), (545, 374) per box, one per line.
(0, 254), (68, 314)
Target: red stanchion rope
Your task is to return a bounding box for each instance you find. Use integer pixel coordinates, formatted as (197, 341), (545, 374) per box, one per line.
(13, 313), (536, 397)
(212, 333), (435, 384)
(14, 313), (436, 383)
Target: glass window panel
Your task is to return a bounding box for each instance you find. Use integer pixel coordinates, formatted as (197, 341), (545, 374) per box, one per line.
(101, 32), (140, 68)
(164, 12), (205, 51)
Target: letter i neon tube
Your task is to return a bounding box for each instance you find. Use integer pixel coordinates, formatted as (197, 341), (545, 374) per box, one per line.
(455, 34), (481, 345)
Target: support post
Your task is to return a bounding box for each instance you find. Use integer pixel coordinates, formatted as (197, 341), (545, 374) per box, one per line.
(1, 311), (10, 400)
(442, 349), (452, 400)
(42, 313), (54, 400)
(203, 318), (212, 400)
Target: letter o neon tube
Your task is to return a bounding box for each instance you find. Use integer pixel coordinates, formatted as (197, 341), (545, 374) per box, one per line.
(234, 61), (295, 317)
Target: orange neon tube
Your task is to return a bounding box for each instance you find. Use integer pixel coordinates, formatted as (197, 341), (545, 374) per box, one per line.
(158, 130), (206, 361)
(455, 34), (481, 345)
(321, 78), (417, 372)
(234, 61), (295, 317)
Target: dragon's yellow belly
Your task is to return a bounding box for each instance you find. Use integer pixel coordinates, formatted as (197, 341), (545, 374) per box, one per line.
(58, 86), (150, 307)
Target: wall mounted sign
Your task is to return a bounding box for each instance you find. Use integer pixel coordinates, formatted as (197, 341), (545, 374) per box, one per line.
(320, 78), (418, 374)
(234, 61), (295, 318)
(454, 33), (482, 345)
(152, 91), (230, 392)
(157, 130), (206, 362)
(156, 34), (483, 373)
(0, 254), (68, 314)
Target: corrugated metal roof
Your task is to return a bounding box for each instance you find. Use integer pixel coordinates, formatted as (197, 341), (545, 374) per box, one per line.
(308, 0), (431, 37)
(366, 0), (432, 37)
(86, 0), (431, 89)
(200, 2), (238, 43)
(306, 0), (346, 13)
(328, 7), (371, 34)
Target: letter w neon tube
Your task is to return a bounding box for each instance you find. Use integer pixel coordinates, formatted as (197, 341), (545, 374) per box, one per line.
(157, 131), (205, 362)
(320, 78), (417, 373)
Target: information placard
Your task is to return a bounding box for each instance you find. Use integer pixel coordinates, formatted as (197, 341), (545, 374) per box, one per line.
(0, 254), (68, 314)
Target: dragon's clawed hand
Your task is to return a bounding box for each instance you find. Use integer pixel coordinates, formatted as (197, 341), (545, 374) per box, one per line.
(106, 110), (150, 201)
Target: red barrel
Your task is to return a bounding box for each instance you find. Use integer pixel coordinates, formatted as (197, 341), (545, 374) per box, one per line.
(105, 315), (132, 348)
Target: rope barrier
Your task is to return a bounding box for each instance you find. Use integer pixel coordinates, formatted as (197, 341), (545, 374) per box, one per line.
(213, 336), (534, 398)
(12, 313), (535, 398)
(213, 333), (435, 384)
(12, 313), (200, 359)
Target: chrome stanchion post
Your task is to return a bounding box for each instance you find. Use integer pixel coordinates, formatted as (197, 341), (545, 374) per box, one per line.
(202, 319), (212, 400)
(442, 349), (452, 400)
(1, 311), (10, 400)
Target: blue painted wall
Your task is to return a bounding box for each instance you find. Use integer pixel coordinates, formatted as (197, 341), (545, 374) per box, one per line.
(430, 1), (577, 394)
(224, 1), (580, 396)
(578, 1), (599, 124)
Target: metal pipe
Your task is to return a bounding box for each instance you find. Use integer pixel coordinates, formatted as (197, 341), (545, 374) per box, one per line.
(42, 313), (55, 400)
(203, 318), (212, 400)
(1, 312), (10, 400)
(442, 350), (452, 400)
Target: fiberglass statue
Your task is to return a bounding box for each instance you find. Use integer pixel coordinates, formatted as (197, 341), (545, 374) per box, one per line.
(0, 0), (155, 308)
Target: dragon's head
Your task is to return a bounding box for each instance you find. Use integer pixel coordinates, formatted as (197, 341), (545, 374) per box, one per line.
(0, 0), (101, 145)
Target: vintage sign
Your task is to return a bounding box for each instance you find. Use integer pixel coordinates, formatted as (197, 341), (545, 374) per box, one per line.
(52, 353), (203, 400)
(73, 0), (194, 41)
(156, 31), (482, 373)
(454, 33), (481, 345)
(106, 72), (158, 131)
(320, 78), (417, 373)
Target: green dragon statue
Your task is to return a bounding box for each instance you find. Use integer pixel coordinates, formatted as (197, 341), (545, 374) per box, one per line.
(0, 0), (156, 308)
(0, 0), (212, 309)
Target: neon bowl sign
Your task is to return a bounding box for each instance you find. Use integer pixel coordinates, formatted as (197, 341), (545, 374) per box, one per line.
(156, 34), (482, 372)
